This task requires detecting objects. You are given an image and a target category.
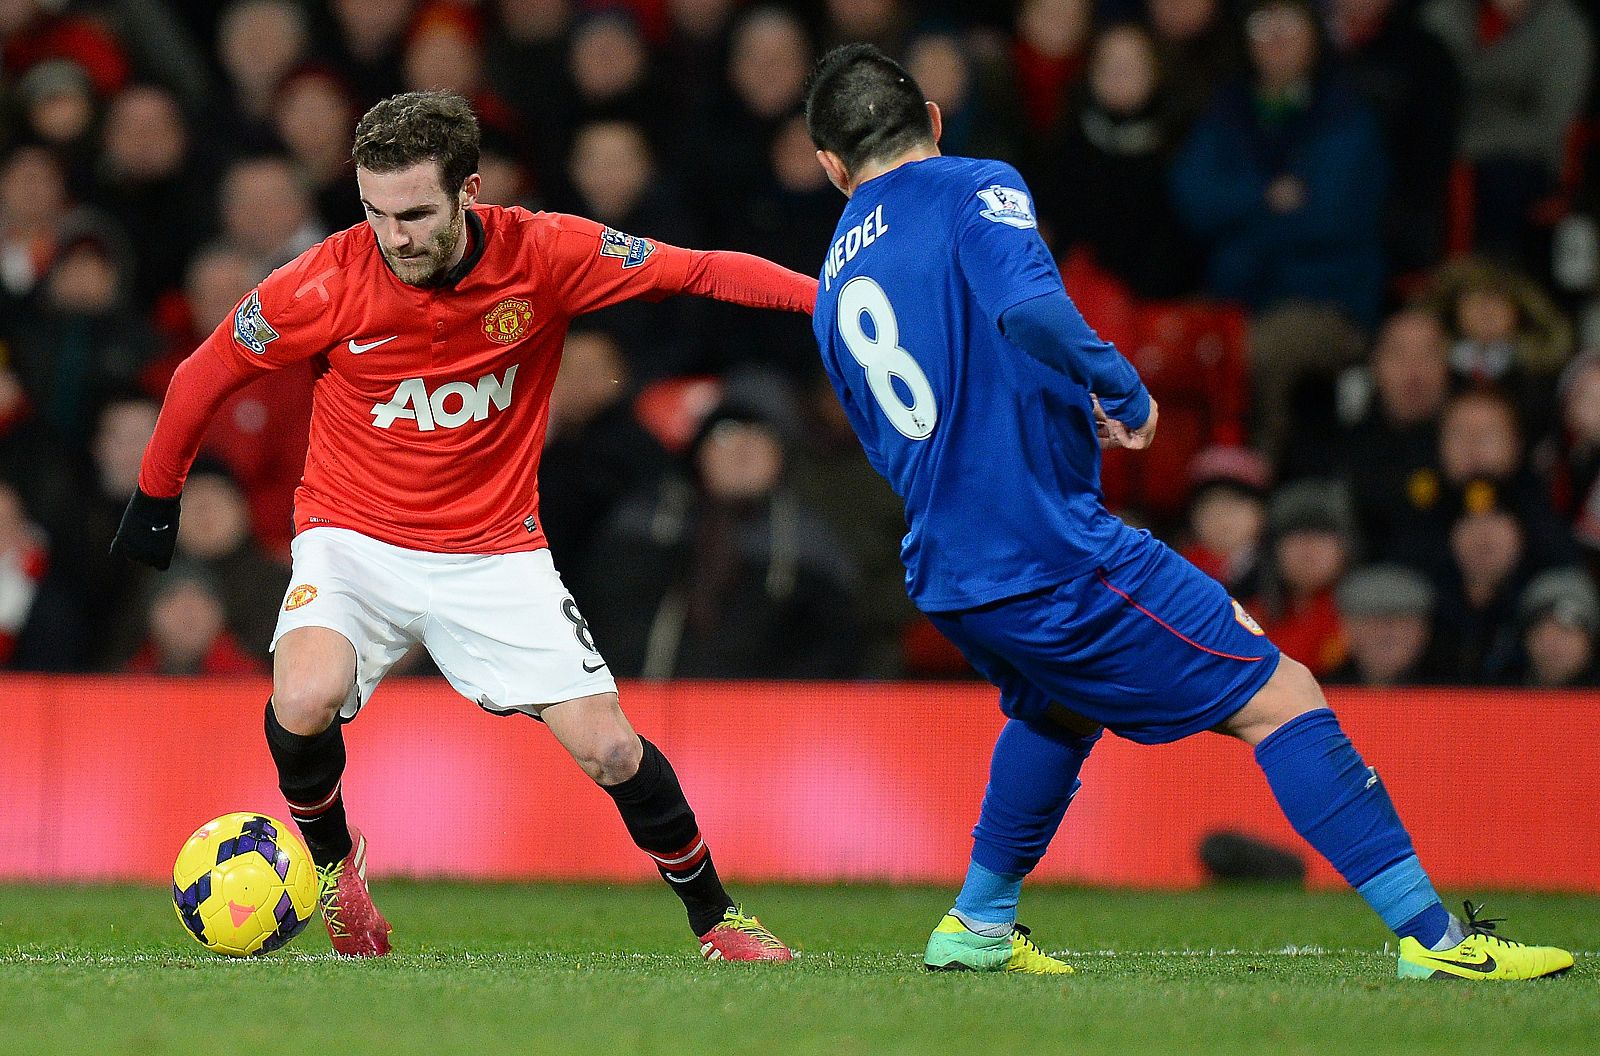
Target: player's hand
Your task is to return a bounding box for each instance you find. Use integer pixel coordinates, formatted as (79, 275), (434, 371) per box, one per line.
(1092, 395), (1158, 451)
(111, 488), (181, 570)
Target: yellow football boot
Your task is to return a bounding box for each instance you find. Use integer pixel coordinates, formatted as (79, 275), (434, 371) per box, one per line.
(924, 914), (1074, 975)
(1397, 902), (1573, 981)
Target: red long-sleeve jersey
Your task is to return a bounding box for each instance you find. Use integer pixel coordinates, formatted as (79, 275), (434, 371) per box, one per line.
(140, 205), (817, 554)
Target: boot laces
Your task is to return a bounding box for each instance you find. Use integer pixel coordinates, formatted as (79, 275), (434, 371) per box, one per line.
(1462, 900), (1523, 948)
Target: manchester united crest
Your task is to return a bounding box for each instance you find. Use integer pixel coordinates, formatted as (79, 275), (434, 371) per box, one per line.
(482, 297), (533, 344)
(284, 584), (318, 611)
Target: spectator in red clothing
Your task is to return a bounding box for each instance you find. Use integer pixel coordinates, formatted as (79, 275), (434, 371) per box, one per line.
(0, 480), (47, 664)
(0, 0), (130, 97)
(125, 566), (263, 676)
(1248, 478), (1355, 675)
(1180, 445), (1271, 598)
(1011, 0), (1092, 137)
(145, 240), (267, 387)
(0, 479), (84, 670)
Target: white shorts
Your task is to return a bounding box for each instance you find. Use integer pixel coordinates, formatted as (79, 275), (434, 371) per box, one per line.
(271, 527), (617, 720)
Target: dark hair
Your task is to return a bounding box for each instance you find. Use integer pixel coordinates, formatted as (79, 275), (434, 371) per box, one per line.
(804, 44), (933, 174)
(352, 90), (480, 196)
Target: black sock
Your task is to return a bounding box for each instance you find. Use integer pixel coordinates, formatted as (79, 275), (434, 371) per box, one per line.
(264, 699), (352, 868)
(603, 736), (734, 935)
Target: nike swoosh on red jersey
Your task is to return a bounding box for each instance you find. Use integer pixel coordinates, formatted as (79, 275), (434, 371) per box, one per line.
(348, 336), (398, 354)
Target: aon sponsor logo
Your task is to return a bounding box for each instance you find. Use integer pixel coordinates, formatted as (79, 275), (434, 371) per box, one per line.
(371, 366), (517, 430)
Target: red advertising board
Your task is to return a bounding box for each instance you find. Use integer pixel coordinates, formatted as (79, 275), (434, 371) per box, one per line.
(1, 676), (1595, 891)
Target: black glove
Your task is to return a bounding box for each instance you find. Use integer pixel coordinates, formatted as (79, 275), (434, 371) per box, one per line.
(112, 488), (182, 570)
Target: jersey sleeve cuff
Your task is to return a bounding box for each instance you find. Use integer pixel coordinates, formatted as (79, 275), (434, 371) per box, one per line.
(1099, 385), (1151, 431)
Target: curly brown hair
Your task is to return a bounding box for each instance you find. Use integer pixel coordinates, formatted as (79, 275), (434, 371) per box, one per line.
(352, 91), (480, 197)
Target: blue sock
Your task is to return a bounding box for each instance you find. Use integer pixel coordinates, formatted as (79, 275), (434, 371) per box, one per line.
(956, 718), (1099, 925)
(953, 861), (1022, 931)
(1254, 708), (1448, 944)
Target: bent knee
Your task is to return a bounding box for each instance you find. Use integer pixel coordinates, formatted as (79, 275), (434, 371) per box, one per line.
(578, 732), (644, 786)
(270, 679), (347, 735)
(272, 628), (355, 734)
(1271, 655), (1324, 705)
(1224, 655), (1328, 745)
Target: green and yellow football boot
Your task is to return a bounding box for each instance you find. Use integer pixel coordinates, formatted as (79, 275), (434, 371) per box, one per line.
(1397, 902), (1573, 981)
(923, 914), (1073, 974)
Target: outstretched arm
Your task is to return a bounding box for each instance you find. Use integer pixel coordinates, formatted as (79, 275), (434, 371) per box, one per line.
(541, 215), (817, 316)
(678, 249), (817, 314)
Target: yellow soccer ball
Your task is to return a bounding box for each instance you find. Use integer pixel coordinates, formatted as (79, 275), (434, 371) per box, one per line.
(172, 813), (319, 956)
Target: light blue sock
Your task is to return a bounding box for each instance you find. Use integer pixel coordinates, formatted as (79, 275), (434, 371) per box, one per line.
(953, 861), (1022, 933)
(1357, 856), (1456, 948)
(955, 717), (1098, 933)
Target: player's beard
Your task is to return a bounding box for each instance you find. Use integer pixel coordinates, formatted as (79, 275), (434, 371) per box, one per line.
(382, 203), (465, 287)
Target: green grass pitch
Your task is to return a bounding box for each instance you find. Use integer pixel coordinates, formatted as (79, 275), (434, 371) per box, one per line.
(2, 883), (1595, 1055)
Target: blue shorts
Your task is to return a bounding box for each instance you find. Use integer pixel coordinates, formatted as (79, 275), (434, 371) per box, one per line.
(929, 532), (1281, 745)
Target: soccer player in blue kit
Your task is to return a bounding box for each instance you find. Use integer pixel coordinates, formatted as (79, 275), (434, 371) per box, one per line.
(804, 45), (1572, 981)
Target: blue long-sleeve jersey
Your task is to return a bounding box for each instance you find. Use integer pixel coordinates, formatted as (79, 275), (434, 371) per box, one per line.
(812, 155), (1148, 611)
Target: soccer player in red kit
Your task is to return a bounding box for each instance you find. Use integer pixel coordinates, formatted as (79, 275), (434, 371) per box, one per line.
(112, 91), (813, 961)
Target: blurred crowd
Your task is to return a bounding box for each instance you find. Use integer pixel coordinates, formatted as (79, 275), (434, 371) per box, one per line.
(1, 0), (1598, 688)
